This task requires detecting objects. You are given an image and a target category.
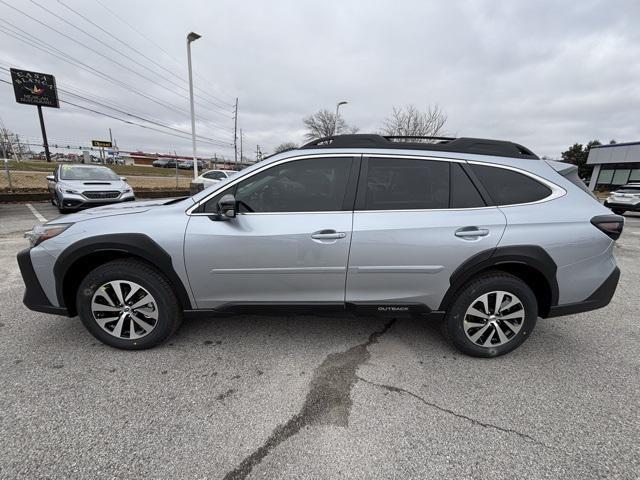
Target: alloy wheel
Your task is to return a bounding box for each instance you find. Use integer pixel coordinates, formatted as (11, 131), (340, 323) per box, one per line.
(91, 280), (158, 340)
(463, 290), (525, 347)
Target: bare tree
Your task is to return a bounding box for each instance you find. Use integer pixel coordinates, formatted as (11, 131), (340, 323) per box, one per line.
(273, 142), (298, 153)
(303, 109), (358, 141)
(380, 105), (448, 139)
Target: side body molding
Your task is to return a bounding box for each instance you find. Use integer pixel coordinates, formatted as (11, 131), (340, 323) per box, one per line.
(438, 245), (559, 314)
(53, 233), (192, 312)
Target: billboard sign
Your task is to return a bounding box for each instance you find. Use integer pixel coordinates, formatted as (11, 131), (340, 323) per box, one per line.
(10, 68), (59, 108)
(92, 140), (112, 148)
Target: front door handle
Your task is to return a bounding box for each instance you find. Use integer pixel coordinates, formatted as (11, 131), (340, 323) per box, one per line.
(311, 229), (347, 240)
(455, 227), (490, 238)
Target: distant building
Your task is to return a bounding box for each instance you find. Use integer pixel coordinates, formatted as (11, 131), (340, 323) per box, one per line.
(587, 141), (640, 190)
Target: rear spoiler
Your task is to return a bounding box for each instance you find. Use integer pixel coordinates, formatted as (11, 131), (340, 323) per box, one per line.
(545, 160), (577, 175)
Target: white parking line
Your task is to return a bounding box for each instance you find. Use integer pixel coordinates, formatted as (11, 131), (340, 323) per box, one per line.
(26, 203), (47, 223)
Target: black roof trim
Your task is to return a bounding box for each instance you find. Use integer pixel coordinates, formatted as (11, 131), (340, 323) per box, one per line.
(300, 134), (539, 159)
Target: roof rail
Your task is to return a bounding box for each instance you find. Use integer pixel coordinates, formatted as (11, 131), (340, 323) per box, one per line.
(300, 134), (539, 159)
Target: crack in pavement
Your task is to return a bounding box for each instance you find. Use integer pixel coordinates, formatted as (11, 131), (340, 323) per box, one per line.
(222, 320), (396, 480)
(357, 376), (551, 449)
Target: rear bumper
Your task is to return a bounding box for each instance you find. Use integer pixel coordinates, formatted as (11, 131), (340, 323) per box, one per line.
(604, 201), (640, 212)
(17, 248), (70, 316)
(547, 266), (620, 318)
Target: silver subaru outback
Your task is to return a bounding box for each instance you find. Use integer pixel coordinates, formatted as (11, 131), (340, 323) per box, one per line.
(18, 135), (623, 357)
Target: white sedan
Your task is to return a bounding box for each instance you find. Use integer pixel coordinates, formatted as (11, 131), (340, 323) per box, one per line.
(193, 169), (237, 188)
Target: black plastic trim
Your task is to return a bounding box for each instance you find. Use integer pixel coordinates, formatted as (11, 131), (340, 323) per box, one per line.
(300, 134), (539, 159)
(439, 245), (559, 312)
(53, 233), (192, 311)
(17, 248), (71, 316)
(547, 267), (620, 317)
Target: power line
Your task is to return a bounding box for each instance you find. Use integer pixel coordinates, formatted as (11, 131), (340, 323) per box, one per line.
(0, 78), (232, 148)
(0, 21), (235, 134)
(93, 0), (235, 108)
(56, 0), (235, 113)
(20, 0), (234, 121)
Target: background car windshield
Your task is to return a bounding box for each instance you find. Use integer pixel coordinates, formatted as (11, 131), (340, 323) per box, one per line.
(60, 166), (120, 181)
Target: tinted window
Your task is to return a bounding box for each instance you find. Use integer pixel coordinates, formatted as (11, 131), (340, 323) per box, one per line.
(470, 164), (551, 205)
(203, 171), (227, 180)
(201, 157), (352, 213)
(364, 158), (449, 210)
(450, 163), (485, 208)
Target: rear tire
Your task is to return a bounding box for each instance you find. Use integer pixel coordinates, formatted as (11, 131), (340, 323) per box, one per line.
(76, 259), (183, 350)
(442, 272), (537, 358)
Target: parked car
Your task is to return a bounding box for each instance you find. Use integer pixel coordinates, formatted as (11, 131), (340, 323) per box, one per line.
(193, 169), (237, 188)
(604, 183), (640, 215)
(21, 134), (622, 356)
(179, 160), (204, 170)
(152, 159), (169, 168)
(46, 164), (135, 213)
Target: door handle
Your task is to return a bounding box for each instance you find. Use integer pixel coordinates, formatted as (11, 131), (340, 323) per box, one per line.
(455, 227), (490, 238)
(311, 229), (347, 240)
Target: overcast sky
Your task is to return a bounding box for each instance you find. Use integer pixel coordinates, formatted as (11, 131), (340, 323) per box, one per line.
(1, 0), (639, 160)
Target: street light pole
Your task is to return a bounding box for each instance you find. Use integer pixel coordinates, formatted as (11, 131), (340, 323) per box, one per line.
(187, 31), (201, 181)
(334, 101), (348, 136)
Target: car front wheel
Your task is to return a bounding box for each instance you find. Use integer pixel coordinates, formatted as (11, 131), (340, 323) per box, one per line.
(442, 272), (537, 357)
(76, 259), (182, 349)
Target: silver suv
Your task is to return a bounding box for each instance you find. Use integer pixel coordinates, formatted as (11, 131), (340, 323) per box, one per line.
(18, 135), (623, 357)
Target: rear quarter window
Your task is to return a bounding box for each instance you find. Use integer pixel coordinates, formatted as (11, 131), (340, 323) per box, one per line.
(470, 164), (552, 205)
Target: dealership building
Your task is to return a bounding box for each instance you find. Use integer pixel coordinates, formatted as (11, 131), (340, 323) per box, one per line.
(587, 141), (640, 191)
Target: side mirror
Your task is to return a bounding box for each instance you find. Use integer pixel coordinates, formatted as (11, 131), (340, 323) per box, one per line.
(216, 194), (237, 219)
(120, 176), (127, 181)
(46, 175), (55, 181)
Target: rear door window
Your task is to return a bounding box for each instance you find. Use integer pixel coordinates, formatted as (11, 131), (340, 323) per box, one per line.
(450, 163), (485, 208)
(470, 164), (552, 205)
(363, 158), (449, 210)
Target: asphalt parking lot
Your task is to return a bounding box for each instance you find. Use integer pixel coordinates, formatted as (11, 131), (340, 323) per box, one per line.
(0, 201), (638, 479)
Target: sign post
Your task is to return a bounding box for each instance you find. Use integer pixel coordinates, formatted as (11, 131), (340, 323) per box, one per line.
(10, 68), (59, 163)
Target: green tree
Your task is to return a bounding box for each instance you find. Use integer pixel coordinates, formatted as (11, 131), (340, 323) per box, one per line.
(561, 140), (601, 178)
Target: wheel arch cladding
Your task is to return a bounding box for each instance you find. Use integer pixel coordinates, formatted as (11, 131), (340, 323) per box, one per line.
(438, 245), (558, 317)
(54, 233), (192, 316)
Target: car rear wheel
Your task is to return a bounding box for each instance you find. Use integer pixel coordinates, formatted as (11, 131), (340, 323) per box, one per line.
(442, 272), (537, 357)
(76, 259), (182, 350)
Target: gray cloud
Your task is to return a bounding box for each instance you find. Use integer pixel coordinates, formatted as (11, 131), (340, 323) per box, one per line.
(1, 0), (638, 159)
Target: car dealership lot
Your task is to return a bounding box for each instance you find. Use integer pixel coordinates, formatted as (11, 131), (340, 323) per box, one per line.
(0, 202), (638, 479)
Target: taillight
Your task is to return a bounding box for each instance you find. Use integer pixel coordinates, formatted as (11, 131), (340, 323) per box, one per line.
(591, 215), (624, 241)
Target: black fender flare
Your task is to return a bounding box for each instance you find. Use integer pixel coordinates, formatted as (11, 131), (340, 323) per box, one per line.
(53, 233), (192, 311)
(438, 245), (559, 312)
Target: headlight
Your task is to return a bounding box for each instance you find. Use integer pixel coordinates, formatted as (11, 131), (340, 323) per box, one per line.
(57, 185), (80, 194)
(24, 224), (72, 248)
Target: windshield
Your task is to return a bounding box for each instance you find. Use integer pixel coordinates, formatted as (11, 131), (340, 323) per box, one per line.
(60, 165), (120, 181)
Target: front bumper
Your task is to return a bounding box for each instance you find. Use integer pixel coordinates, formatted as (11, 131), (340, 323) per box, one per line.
(17, 248), (70, 316)
(604, 200), (640, 212)
(547, 267), (620, 318)
(59, 192), (135, 211)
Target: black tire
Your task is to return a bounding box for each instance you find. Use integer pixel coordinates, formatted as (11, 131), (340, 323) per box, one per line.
(76, 259), (183, 350)
(611, 208), (625, 215)
(442, 272), (537, 358)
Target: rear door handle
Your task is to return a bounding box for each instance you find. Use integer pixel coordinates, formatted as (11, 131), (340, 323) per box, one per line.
(311, 229), (347, 240)
(455, 227), (490, 238)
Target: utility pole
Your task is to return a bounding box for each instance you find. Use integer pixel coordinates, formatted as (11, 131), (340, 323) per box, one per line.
(256, 144), (261, 162)
(233, 97), (238, 169)
(240, 128), (243, 166)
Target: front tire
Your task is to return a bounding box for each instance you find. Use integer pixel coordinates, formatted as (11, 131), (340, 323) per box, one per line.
(76, 259), (183, 350)
(442, 272), (537, 358)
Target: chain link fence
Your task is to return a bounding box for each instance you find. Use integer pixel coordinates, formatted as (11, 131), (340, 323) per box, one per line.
(1, 157), (197, 194)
